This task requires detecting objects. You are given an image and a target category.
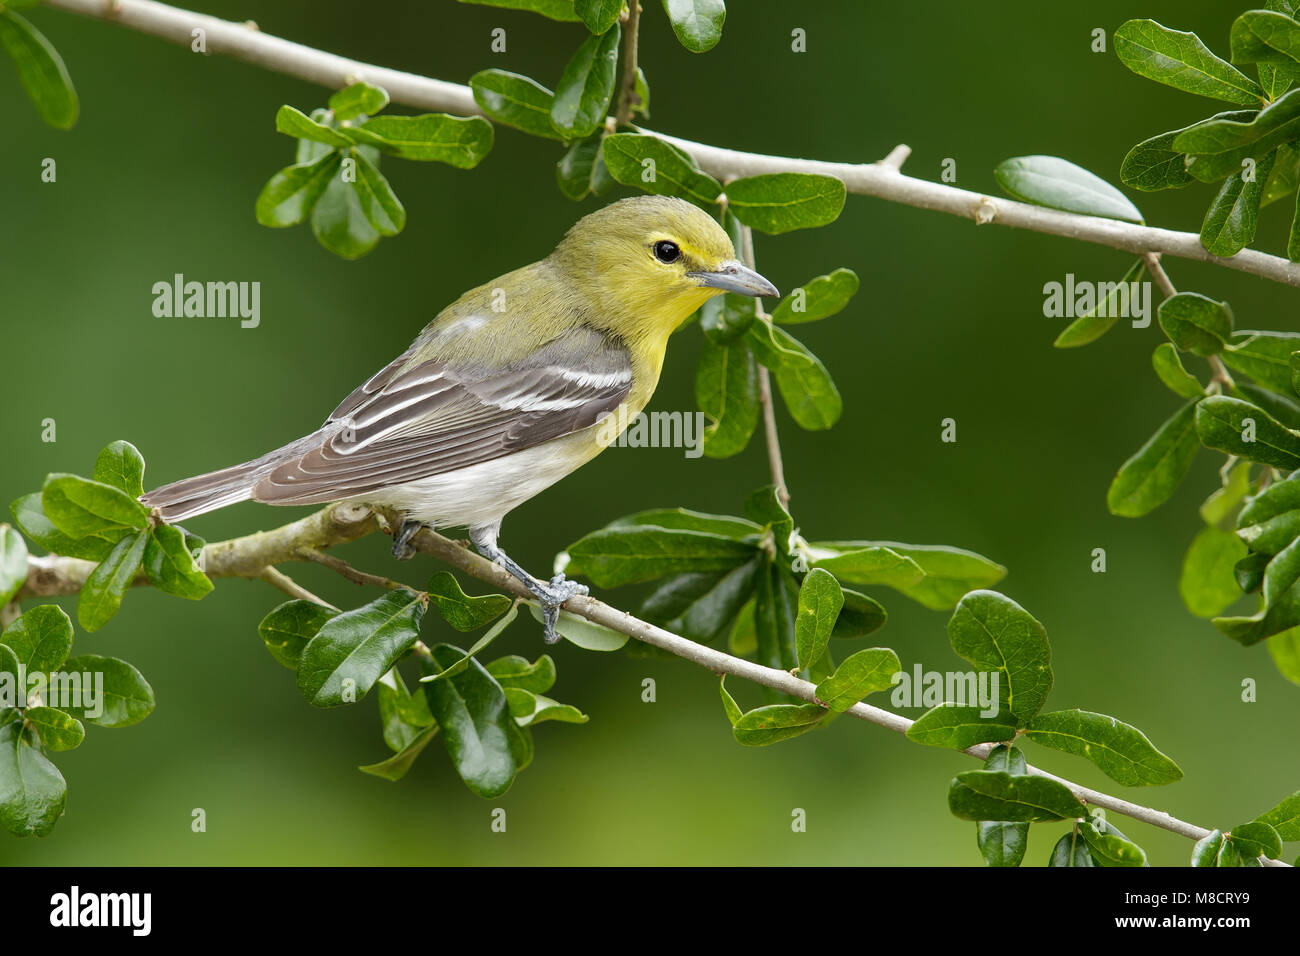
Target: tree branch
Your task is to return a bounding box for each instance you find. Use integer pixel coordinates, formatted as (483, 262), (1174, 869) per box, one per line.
(42, 0), (1300, 289)
(614, 0), (641, 127)
(736, 224), (791, 506)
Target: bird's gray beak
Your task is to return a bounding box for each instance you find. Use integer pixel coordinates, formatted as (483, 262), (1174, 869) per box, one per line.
(688, 260), (780, 298)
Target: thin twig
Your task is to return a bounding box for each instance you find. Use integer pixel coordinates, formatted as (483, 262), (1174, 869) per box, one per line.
(1144, 251), (1235, 389)
(614, 0), (641, 127)
(737, 225), (791, 506)
(257, 567), (339, 610)
(41, 0), (1300, 289)
(296, 546), (410, 591)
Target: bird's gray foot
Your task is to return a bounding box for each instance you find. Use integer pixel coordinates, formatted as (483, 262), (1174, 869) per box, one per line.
(467, 522), (587, 644)
(392, 520), (424, 560)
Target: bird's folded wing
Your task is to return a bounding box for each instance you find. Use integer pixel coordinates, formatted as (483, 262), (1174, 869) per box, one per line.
(251, 326), (633, 504)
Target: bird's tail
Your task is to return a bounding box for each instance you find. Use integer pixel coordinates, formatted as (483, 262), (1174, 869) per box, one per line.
(140, 454), (269, 522)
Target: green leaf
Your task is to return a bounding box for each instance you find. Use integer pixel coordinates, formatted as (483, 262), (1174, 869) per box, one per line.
(255, 150), (342, 228)
(421, 643), (520, 797)
(1049, 829), (1097, 866)
(948, 770), (1087, 823)
(41, 473), (148, 543)
(794, 568), (842, 671)
(1053, 259), (1145, 349)
(470, 69), (564, 141)
(24, 707), (83, 752)
(1192, 829), (1227, 866)
(1196, 394), (1300, 469)
(1152, 343), (1206, 399)
(639, 558), (760, 643)
(600, 133), (722, 206)
(550, 25), (621, 139)
(357, 114), (493, 166)
(810, 545), (925, 590)
(556, 130), (612, 199)
(948, 590), (1053, 726)
(771, 268), (859, 325)
(77, 530), (147, 633)
(486, 654), (557, 693)
(0, 10), (77, 129)
(92, 441), (145, 499)
(731, 702), (826, 746)
(832, 588), (887, 638)
(458, 0), (579, 20)
(1121, 123), (1211, 191)
(329, 81), (389, 121)
(976, 745), (1030, 866)
(1222, 330), (1300, 393)
(11, 493), (111, 561)
(359, 725), (438, 781)
(1180, 525), (1248, 617)
(699, 291), (756, 343)
(1228, 820), (1283, 860)
(1, 604), (72, 673)
(1024, 709), (1184, 787)
(1255, 789), (1300, 840)
(0, 526), (27, 608)
(726, 173), (846, 234)
(0, 720), (65, 837)
(993, 155), (1142, 223)
(258, 600), (338, 670)
(376, 667), (435, 752)
(297, 590), (426, 707)
(1174, 90), (1300, 182)
(310, 154), (380, 259)
(505, 688), (589, 726)
(1114, 18), (1264, 106)
(1200, 149), (1275, 257)
(607, 507), (760, 538)
(753, 561), (799, 696)
(744, 485), (793, 555)
(718, 675), (743, 725)
(1201, 460), (1251, 527)
(575, 0), (622, 33)
(525, 604), (628, 650)
(1215, 534), (1300, 644)
(1230, 10), (1300, 69)
(350, 150), (405, 237)
(61, 654), (155, 727)
(745, 318), (842, 429)
(1236, 551), (1270, 593)
(661, 0), (725, 53)
(565, 524), (757, 587)
(813, 541), (1006, 610)
(1270, 625), (1300, 683)
(814, 647), (899, 712)
(633, 65), (650, 117)
(1106, 401), (1200, 517)
(695, 337), (759, 458)
(421, 604), (519, 683)
(275, 104), (354, 148)
(426, 571), (512, 631)
(906, 704), (1017, 749)
(1078, 819), (1148, 866)
(143, 525), (211, 600)
(1159, 292), (1234, 356)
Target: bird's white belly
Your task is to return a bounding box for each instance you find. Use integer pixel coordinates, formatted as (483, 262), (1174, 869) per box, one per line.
(353, 431), (601, 530)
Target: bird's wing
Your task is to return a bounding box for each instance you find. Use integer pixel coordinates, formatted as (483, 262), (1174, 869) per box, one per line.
(250, 325), (632, 505)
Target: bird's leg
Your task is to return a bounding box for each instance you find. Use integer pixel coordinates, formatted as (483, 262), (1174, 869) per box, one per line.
(392, 519), (425, 560)
(468, 522), (587, 644)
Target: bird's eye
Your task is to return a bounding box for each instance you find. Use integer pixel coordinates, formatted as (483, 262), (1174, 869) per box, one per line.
(653, 240), (681, 263)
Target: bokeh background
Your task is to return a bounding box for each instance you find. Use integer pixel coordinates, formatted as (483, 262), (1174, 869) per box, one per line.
(2, 0), (1298, 866)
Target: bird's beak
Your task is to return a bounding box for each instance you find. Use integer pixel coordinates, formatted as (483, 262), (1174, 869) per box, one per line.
(688, 260), (780, 298)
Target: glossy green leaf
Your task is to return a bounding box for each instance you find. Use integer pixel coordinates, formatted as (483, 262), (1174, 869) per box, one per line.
(255, 150), (342, 228)
(1158, 292), (1233, 356)
(1079, 819), (1147, 866)
(695, 337), (759, 458)
(1236, 551), (1271, 594)
(1192, 829), (1227, 866)
(426, 571), (512, 631)
(143, 525), (211, 600)
(1270, 624), (1300, 683)
(556, 130), (612, 199)
(1230, 10), (1300, 69)
(275, 105), (354, 148)
(0, 720), (65, 837)
(421, 643), (520, 797)
(976, 745), (1030, 866)
(505, 688), (588, 726)
(92, 441), (145, 499)
(1201, 149), (1275, 257)
(1222, 330), (1300, 393)
(61, 654), (155, 727)
(1196, 394), (1300, 469)
(357, 114), (493, 166)
(699, 292), (756, 343)
(24, 707), (83, 752)
(771, 268), (859, 325)
(607, 508), (760, 539)
(1180, 525), (1247, 617)
(565, 524), (757, 587)
(329, 81), (389, 121)
(948, 770), (1087, 822)
(10, 493), (110, 561)
(350, 150), (405, 236)
(1201, 460), (1251, 528)
(832, 588), (887, 638)
(948, 590), (1053, 725)
(470, 69), (564, 141)
(794, 568), (842, 671)
(810, 545), (925, 590)
(297, 590), (426, 707)
(1152, 343), (1206, 398)
(814, 540), (1006, 610)
(814, 646), (899, 712)
(1234, 382), (1300, 429)
(376, 667), (436, 753)
(258, 600), (338, 670)
(359, 725), (438, 781)
(1229, 820), (1283, 860)
(906, 704), (1017, 749)
(486, 654), (557, 694)
(310, 158), (379, 259)
(1024, 709), (1183, 786)
(661, 0), (725, 53)
(745, 318), (842, 429)
(1049, 829), (1096, 866)
(420, 604), (519, 684)
(0, 526), (27, 608)
(639, 558), (760, 643)
(1, 604), (72, 673)
(1115, 18), (1264, 105)
(550, 25), (621, 139)
(633, 65), (650, 117)
(1121, 125), (1203, 191)
(1106, 401), (1200, 517)
(753, 561), (799, 699)
(77, 530), (147, 633)
(527, 604), (628, 651)
(1175, 90), (1300, 182)
(575, 0), (622, 33)
(1053, 259), (1145, 348)
(1255, 789), (1300, 840)
(0, 10), (78, 129)
(1215, 534), (1300, 644)
(600, 133), (722, 206)
(731, 702), (826, 746)
(41, 473), (148, 543)
(994, 155), (1142, 222)
(726, 173), (846, 234)
(743, 485), (793, 555)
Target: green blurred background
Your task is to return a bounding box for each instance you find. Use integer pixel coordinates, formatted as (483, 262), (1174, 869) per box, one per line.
(2, 0), (1298, 866)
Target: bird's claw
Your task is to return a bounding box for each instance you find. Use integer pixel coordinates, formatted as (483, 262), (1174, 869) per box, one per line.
(535, 574), (588, 644)
(392, 520), (423, 560)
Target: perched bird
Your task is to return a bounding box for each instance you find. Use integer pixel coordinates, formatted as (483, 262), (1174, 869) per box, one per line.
(141, 196), (779, 641)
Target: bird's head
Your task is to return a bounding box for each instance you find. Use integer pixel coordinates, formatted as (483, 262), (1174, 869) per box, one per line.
(551, 196), (779, 345)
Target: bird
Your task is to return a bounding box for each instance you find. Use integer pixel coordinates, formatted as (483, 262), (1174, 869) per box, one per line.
(140, 195), (779, 642)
